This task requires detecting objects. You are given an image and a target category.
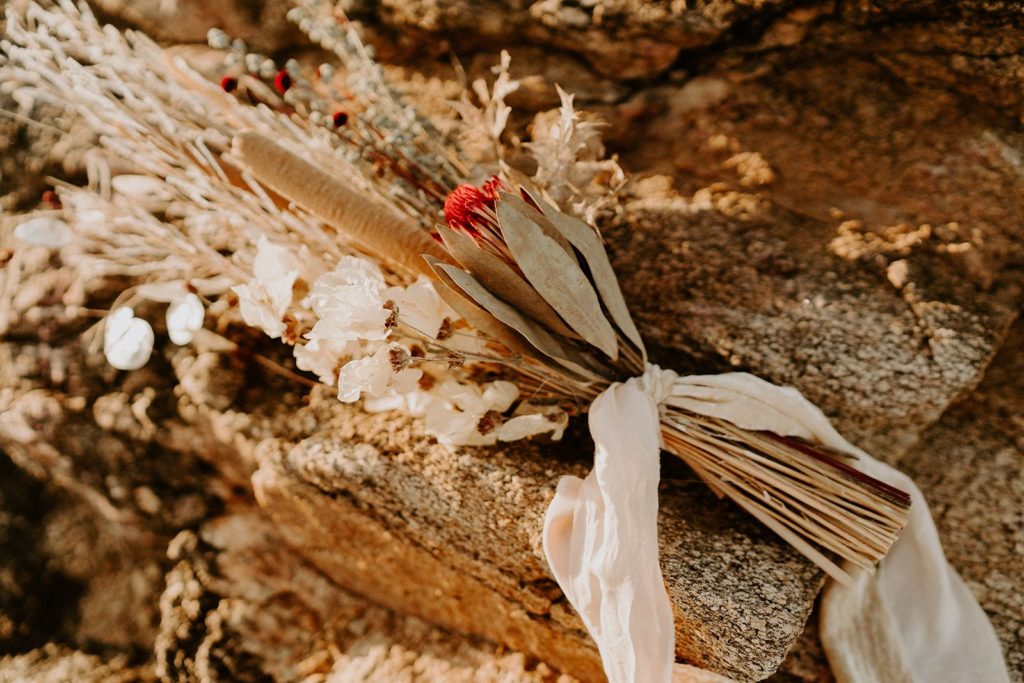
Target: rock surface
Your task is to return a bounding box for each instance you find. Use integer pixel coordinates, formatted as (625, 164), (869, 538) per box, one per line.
(252, 403), (821, 681)
(2, 0), (1024, 681)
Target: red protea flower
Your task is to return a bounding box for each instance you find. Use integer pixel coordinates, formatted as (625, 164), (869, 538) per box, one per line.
(443, 175), (505, 233)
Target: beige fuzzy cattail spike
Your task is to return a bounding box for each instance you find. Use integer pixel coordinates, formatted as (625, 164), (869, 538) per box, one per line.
(231, 131), (451, 278)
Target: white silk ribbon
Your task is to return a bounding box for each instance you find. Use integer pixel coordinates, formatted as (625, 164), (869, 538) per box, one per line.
(542, 368), (1010, 683)
(542, 376), (676, 683)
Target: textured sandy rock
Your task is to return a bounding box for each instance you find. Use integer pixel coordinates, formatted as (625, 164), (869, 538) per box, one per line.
(339, 0), (795, 79)
(249, 400), (821, 681)
(4, 0), (1024, 680)
(0, 644), (153, 683)
(158, 513), (570, 682)
(87, 0), (301, 52)
(604, 56), (1023, 456)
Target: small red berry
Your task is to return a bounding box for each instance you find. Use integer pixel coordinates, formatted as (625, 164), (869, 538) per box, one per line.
(273, 69), (292, 94)
(41, 190), (61, 209)
(220, 76), (238, 92)
(331, 111), (349, 127)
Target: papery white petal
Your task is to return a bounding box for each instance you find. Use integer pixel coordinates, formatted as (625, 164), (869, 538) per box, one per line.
(166, 293), (205, 345)
(233, 279), (291, 339)
(103, 307), (155, 371)
(13, 217), (73, 248)
(433, 379), (486, 414)
(337, 354), (385, 403)
(336, 344), (421, 403)
(253, 235), (301, 281)
(386, 277), (456, 338)
(424, 400), (496, 447)
(364, 387), (439, 417)
(362, 392), (408, 414)
(293, 338), (353, 386)
(296, 245), (328, 284)
(392, 367), (423, 395)
(483, 381), (519, 412)
(232, 236), (300, 339)
(496, 411), (567, 442)
(306, 256), (389, 342)
(512, 402), (569, 440)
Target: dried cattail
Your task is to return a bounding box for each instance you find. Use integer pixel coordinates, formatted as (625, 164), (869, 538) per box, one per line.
(231, 130), (451, 278)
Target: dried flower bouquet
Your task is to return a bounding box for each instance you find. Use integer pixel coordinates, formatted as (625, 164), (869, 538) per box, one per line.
(2, 1), (965, 680)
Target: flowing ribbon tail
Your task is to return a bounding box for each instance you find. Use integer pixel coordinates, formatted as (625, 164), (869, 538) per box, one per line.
(675, 373), (1010, 683)
(820, 460), (1011, 683)
(543, 370), (1009, 683)
(541, 379), (676, 683)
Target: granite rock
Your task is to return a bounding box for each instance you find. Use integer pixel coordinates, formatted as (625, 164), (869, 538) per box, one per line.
(3, 0), (1024, 680)
(250, 399), (822, 681)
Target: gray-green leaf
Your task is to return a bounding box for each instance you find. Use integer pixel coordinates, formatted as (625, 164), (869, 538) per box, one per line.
(539, 200), (646, 362)
(496, 193), (619, 360)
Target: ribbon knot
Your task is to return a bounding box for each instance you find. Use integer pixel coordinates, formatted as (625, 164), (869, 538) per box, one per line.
(637, 363), (679, 409)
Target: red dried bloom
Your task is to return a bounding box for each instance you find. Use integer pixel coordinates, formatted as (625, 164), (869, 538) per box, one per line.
(443, 175), (505, 231)
(481, 176), (504, 201)
(220, 76), (238, 93)
(332, 111), (349, 127)
(273, 69), (292, 94)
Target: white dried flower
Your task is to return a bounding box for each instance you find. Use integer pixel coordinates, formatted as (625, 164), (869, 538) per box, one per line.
(425, 400), (495, 446)
(13, 216), (73, 248)
(336, 343), (421, 403)
(385, 276), (456, 338)
(422, 379), (522, 446)
(293, 338), (354, 385)
(483, 381), (519, 412)
(232, 236), (300, 339)
(526, 85), (624, 219)
(496, 405), (568, 442)
(166, 293), (204, 345)
(305, 256), (390, 343)
(103, 307), (154, 370)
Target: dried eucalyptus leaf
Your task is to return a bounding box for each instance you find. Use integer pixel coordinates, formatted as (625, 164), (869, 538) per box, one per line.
(423, 257), (532, 357)
(436, 224), (578, 340)
(496, 194), (619, 360)
(540, 201), (647, 362)
(499, 192), (574, 256)
(429, 259), (605, 382)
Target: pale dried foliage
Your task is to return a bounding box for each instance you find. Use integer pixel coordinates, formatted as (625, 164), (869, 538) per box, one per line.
(450, 50), (520, 170)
